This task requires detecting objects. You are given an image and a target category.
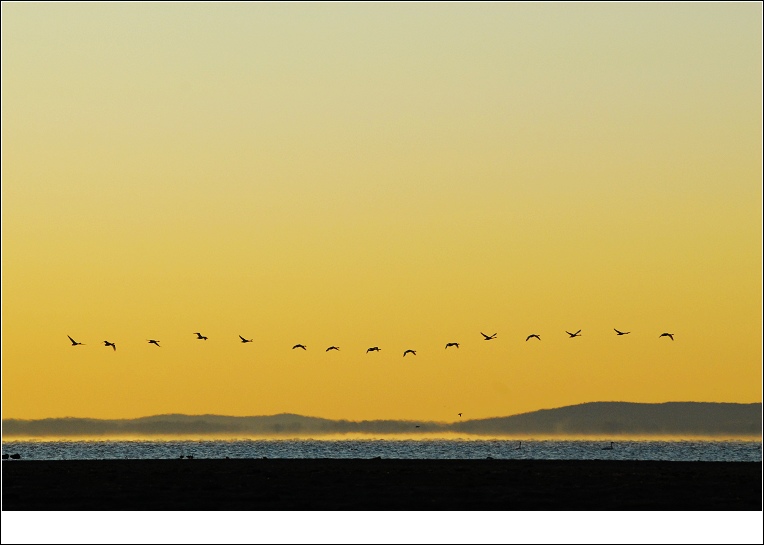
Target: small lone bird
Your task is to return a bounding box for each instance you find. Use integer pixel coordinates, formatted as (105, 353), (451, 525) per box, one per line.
(103, 341), (116, 351)
(458, 413), (462, 418)
(602, 442), (615, 450)
(68, 335), (84, 346)
(526, 334), (541, 341)
(566, 330), (582, 338)
(403, 349), (416, 357)
(366, 346), (381, 353)
(481, 332), (497, 340)
(239, 335), (253, 343)
(147, 339), (161, 347)
(445, 342), (459, 349)
(194, 332), (208, 340)
(293, 344), (307, 350)
(614, 329), (630, 336)
(326, 346), (340, 352)
(660, 333), (674, 341)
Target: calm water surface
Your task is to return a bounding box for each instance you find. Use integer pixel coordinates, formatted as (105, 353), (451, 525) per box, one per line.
(2, 439), (761, 462)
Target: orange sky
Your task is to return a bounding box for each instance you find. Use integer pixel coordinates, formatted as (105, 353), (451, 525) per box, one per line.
(2, 3), (761, 421)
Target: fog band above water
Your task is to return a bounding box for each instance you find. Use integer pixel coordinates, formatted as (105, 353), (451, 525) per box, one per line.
(4, 402), (761, 439)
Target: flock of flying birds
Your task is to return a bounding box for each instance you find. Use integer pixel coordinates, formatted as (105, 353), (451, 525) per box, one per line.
(67, 329), (676, 354)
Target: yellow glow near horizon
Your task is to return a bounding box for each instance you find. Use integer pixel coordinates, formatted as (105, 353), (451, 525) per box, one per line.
(2, 3), (761, 422)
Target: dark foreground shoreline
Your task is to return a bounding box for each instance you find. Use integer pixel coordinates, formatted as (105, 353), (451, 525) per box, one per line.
(2, 459), (761, 510)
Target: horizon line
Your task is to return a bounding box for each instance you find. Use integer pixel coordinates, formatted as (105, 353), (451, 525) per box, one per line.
(4, 400), (762, 423)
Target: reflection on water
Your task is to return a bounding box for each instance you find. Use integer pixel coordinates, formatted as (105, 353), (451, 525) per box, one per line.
(1, 439), (761, 462)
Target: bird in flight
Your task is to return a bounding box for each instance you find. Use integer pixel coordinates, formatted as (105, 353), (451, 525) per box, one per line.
(526, 334), (541, 341)
(326, 346), (340, 352)
(458, 413), (462, 418)
(293, 344), (307, 350)
(614, 329), (630, 336)
(659, 333), (674, 341)
(481, 332), (497, 340)
(403, 349), (416, 357)
(194, 332), (208, 340)
(103, 341), (116, 351)
(67, 335), (84, 346)
(147, 339), (161, 347)
(566, 330), (582, 338)
(445, 342), (459, 349)
(366, 347), (381, 353)
(239, 335), (253, 343)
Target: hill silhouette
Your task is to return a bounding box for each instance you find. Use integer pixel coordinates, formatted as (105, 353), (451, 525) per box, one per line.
(453, 402), (762, 437)
(3, 402), (760, 438)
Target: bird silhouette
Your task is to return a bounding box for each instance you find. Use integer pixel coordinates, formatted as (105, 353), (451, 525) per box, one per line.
(526, 334), (541, 341)
(480, 332), (497, 340)
(566, 330), (582, 338)
(67, 335), (84, 346)
(458, 413), (462, 418)
(103, 341), (116, 351)
(239, 335), (253, 343)
(147, 339), (161, 347)
(516, 441), (522, 449)
(366, 347), (381, 353)
(293, 344), (307, 350)
(445, 342), (459, 349)
(403, 349), (416, 357)
(660, 333), (674, 340)
(602, 442), (614, 450)
(326, 346), (340, 352)
(614, 329), (630, 336)
(194, 332), (208, 340)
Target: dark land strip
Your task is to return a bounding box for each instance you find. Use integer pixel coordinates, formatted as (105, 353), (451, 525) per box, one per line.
(2, 459), (761, 510)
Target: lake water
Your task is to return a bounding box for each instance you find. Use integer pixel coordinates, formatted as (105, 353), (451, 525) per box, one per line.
(2, 439), (761, 462)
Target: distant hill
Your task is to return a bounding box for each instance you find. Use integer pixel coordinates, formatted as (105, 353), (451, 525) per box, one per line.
(3, 402), (761, 438)
(453, 402), (762, 437)
(1, 413), (450, 437)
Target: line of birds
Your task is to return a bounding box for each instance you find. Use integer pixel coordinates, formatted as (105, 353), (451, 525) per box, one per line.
(67, 330), (676, 355)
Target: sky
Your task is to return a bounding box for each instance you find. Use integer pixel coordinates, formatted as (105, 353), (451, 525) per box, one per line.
(2, 3), (762, 422)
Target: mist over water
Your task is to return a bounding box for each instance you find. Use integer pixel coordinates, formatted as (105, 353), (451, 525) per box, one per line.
(2, 439), (761, 462)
